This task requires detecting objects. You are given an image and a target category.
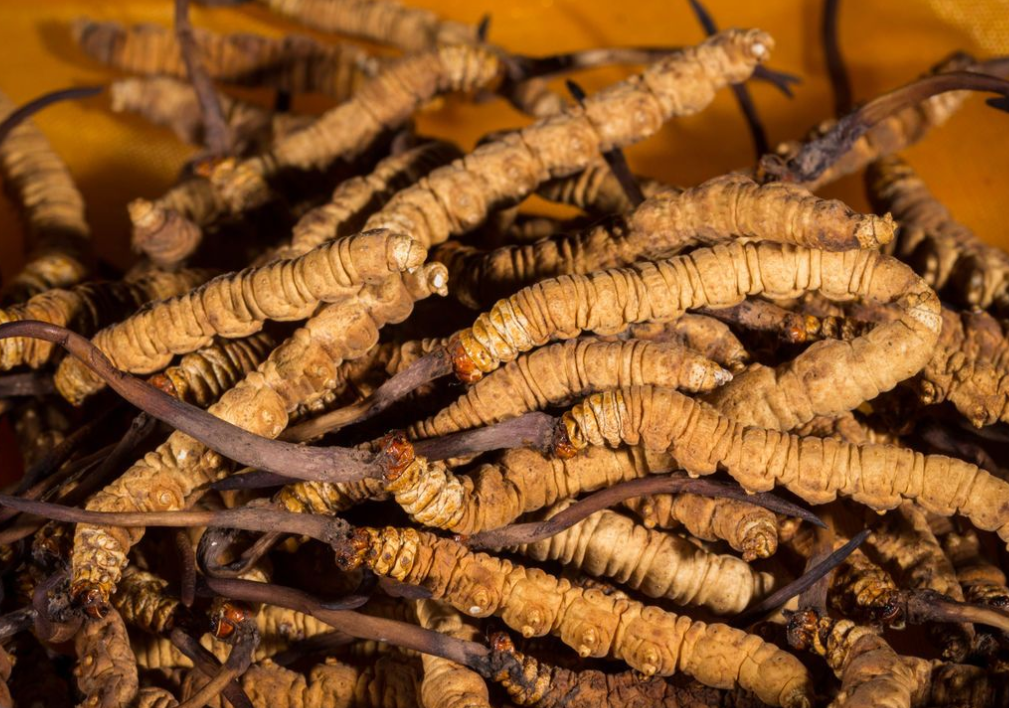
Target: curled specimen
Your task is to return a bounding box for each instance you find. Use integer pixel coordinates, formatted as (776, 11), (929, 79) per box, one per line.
(0, 268), (210, 371)
(437, 173), (894, 308)
(558, 386), (1009, 546)
(0, 89), (92, 302)
(335, 526), (813, 707)
(54, 229), (424, 404)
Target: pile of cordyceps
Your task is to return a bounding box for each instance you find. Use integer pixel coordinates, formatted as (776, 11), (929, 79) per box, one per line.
(2, 0), (1009, 706)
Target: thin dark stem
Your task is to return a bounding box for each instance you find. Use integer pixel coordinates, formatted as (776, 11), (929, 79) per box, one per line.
(170, 629), (254, 708)
(0, 373), (54, 398)
(211, 470), (289, 491)
(270, 632), (354, 666)
(0, 86), (105, 144)
(763, 72), (1009, 183)
(797, 524), (836, 615)
(281, 349), (453, 442)
(901, 589), (1009, 634)
(734, 528), (870, 625)
(0, 322), (378, 482)
(469, 473), (823, 549)
(203, 577), (491, 669)
(175, 530), (197, 608)
(175, 0), (231, 156)
(413, 412), (557, 460)
(822, 0), (852, 115)
(0, 495), (349, 545)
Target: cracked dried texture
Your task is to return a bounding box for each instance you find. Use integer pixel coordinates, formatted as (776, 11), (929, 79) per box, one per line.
(623, 492), (779, 560)
(438, 174), (895, 307)
(148, 333), (277, 409)
(489, 636), (768, 708)
(770, 53), (974, 192)
(516, 500), (776, 614)
(0, 90), (91, 302)
(209, 45), (505, 215)
(363, 30), (773, 251)
(254, 0), (477, 51)
(384, 442), (674, 535)
(0, 268), (210, 371)
(867, 154), (1009, 311)
(409, 338), (731, 439)
(536, 159), (671, 216)
(74, 610), (140, 708)
(415, 599), (491, 708)
(287, 141), (463, 260)
(187, 655), (419, 708)
(55, 229), (425, 405)
(454, 242), (939, 422)
(110, 77), (315, 156)
(71, 267), (446, 605)
(74, 18), (381, 101)
(340, 527), (812, 707)
(635, 315), (748, 372)
(560, 386), (1009, 546)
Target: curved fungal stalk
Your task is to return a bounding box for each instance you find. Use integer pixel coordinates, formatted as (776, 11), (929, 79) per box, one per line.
(334, 526), (813, 707)
(763, 70), (1009, 186)
(557, 385), (1009, 547)
(436, 173), (895, 308)
(513, 499), (777, 614)
(54, 229), (425, 405)
(74, 17), (382, 102)
(0, 268), (210, 371)
(0, 89), (92, 303)
(67, 267), (447, 609)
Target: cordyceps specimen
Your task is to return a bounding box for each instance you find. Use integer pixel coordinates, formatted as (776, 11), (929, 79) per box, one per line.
(54, 229), (426, 404)
(7, 2), (1009, 707)
(0, 89), (92, 303)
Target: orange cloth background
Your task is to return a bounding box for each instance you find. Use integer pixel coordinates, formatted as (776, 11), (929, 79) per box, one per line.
(0, 1), (1007, 471)
(1, 0), (1008, 281)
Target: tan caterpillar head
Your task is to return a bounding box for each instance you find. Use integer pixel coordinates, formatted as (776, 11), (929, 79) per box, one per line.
(448, 335), (484, 384)
(70, 581), (111, 620)
(378, 431), (416, 482)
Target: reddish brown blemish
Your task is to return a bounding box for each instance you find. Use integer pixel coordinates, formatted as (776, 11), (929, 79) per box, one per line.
(448, 337), (483, 384)
(379, 431), (415, 481)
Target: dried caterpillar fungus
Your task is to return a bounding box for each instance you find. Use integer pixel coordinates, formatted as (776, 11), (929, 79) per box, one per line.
(75, 17), (381, 101)
(74, 608), (140, 708)
(335, 526), (813, 707)
(0, 268), (210, 371)
(535, 159), (671, 216)
(54, 229), (425, 405)
(362, 30), (774, 250)
(559, 386), (1009, 546)
(515, 500), (777, 614)
(437, 173), (895, 308)
(71, 266), (447, 609)
(0, 89), (92, 303)
(408, 338), (732, 439)
(451, 241), (939, 439)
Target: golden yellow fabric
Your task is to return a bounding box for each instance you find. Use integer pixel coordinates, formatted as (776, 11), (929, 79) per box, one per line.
(0, 0), (1006, 279)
